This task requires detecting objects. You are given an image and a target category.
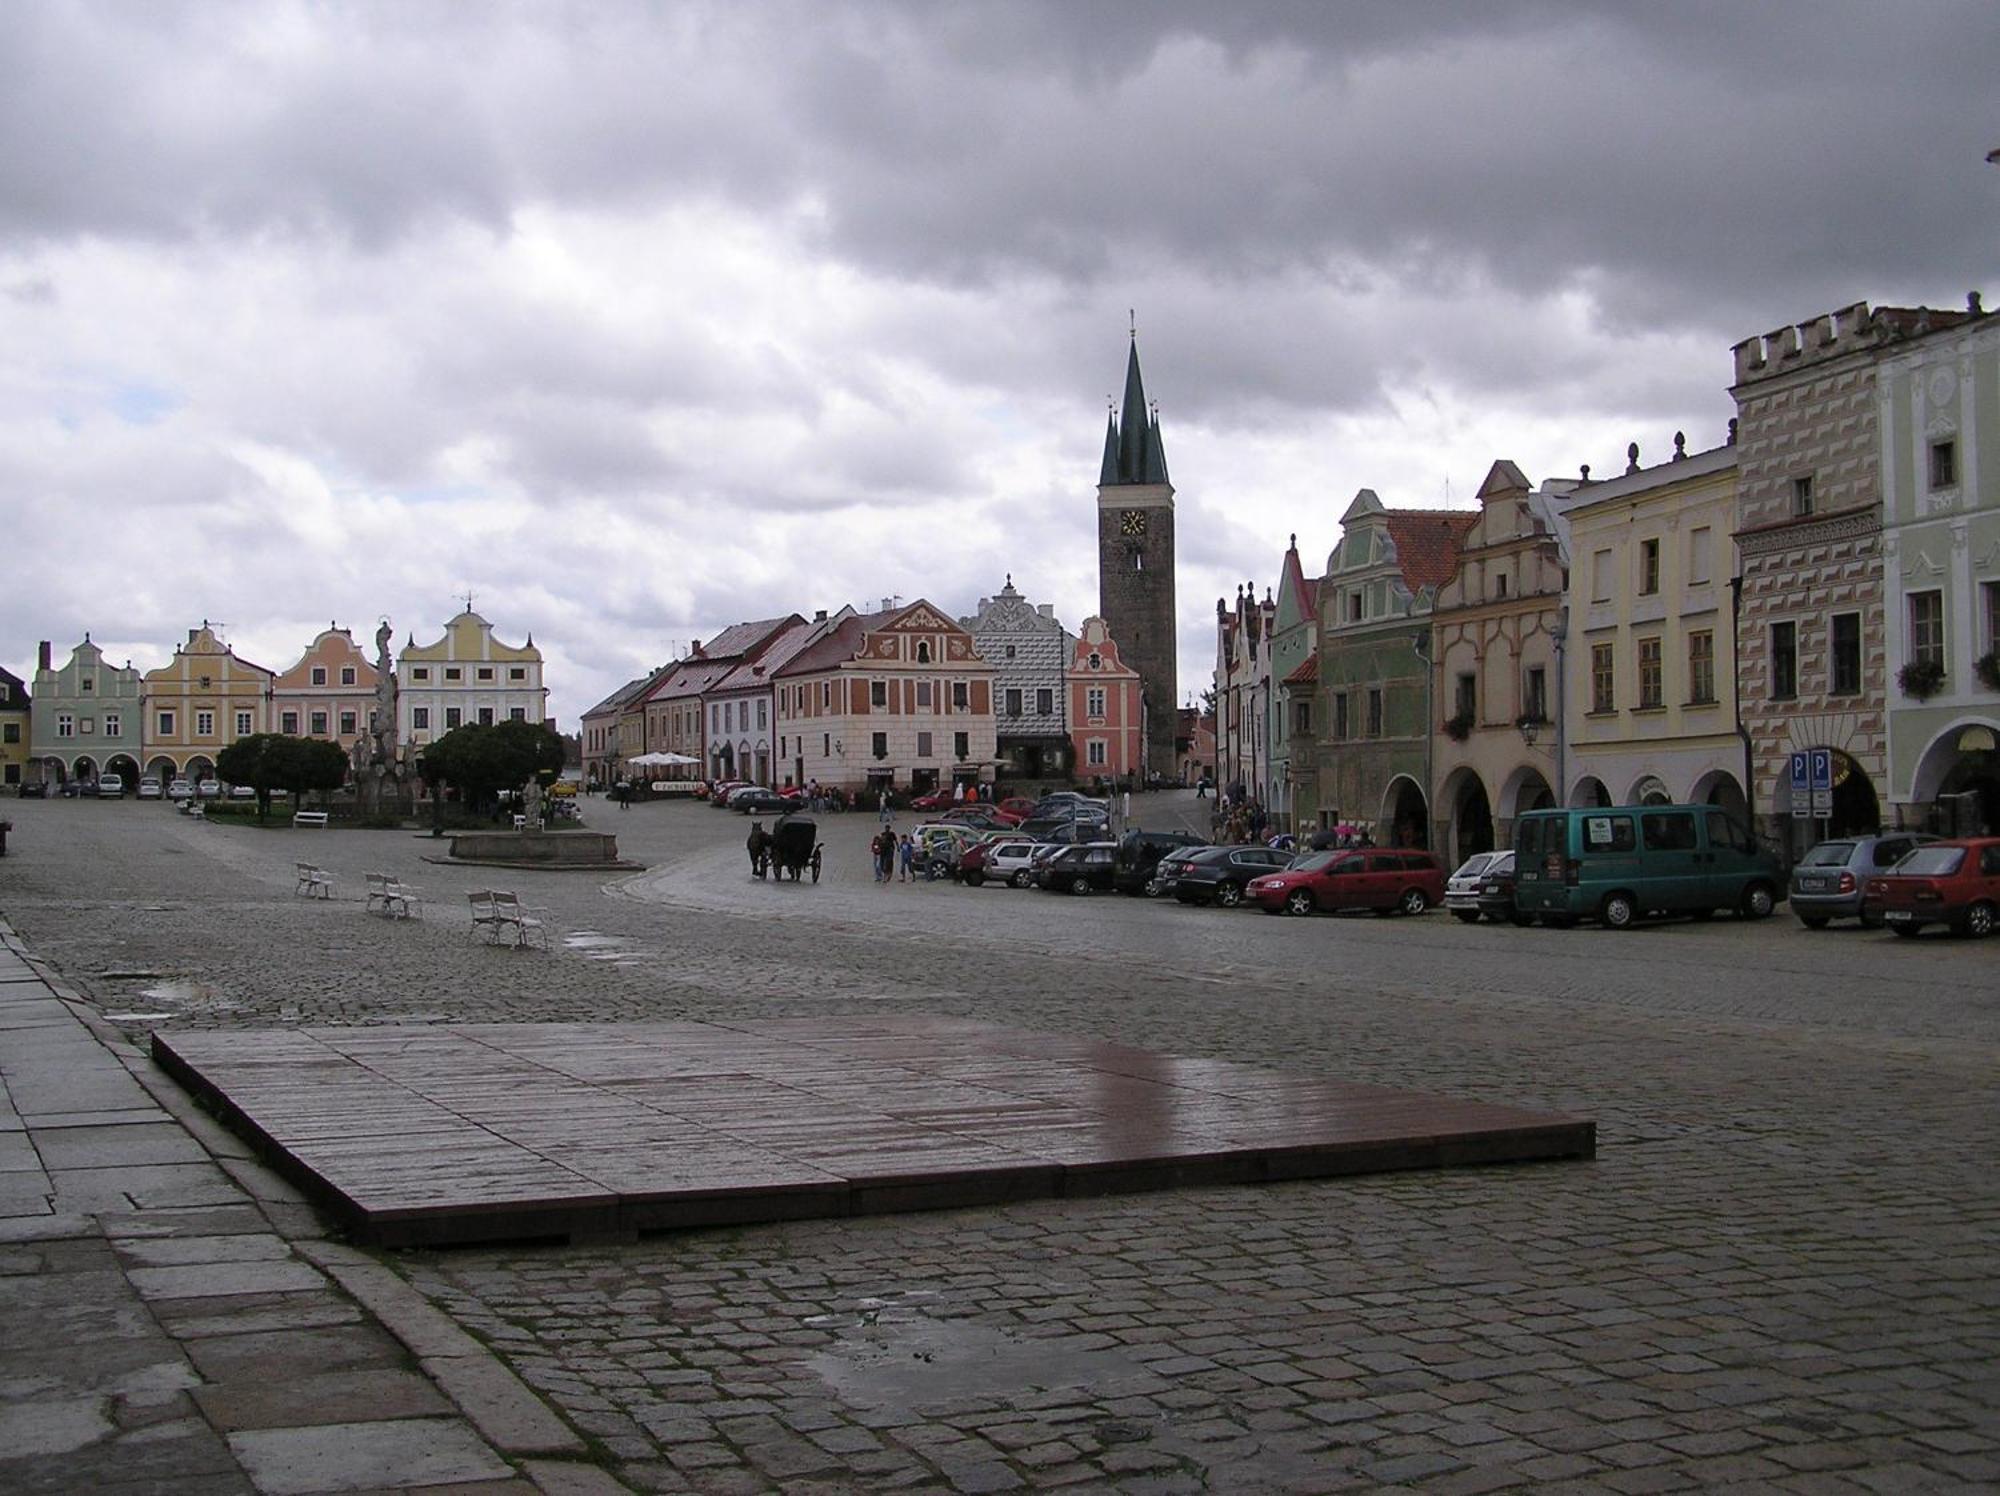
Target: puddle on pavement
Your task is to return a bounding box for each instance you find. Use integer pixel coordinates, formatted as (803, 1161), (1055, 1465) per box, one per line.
(562, 930), (652, 967)
(803, 1294), (1152, 1408)
(100, 978), (248, 1019)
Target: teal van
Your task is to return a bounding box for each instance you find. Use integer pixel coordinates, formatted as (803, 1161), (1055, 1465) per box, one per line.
(1512, 805), (1783, 928)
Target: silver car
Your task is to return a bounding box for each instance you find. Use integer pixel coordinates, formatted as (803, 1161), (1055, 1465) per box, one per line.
(1446, 851), (1507, 922)
(1790, 833), (1935, 928)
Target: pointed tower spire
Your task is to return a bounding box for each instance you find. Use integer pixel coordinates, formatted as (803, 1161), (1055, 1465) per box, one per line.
(1115, 338), (1151, 483)
(1098, 406), (1120, 486)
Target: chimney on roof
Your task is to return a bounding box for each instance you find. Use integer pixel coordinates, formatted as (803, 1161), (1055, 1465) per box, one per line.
(1971, 290), (1985, 317)
(38, 640), (51, 673)
(1626, 442), (1641, 474)
(814, 609), (827, 622)
(881, 598), (894, 612)
(1037, 603), (1054, 618)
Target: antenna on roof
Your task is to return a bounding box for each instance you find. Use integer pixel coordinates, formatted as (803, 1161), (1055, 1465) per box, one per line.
(460, 589), (476, 614)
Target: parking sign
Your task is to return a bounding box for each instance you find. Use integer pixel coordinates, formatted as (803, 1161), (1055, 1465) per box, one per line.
(1809, 748), (1833, 793)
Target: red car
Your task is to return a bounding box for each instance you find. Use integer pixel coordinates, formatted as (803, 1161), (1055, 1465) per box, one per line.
(910, 786), (958, 811)
(1247, 848), (1446, 917)
(998, 797), (1038, 820)
(1864, 837), (2000, 938)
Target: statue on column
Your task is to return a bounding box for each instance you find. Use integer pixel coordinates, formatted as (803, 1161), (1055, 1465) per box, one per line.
(371, 619), (398, 768)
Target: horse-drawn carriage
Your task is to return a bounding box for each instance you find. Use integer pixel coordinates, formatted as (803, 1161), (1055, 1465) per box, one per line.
(748, 814), (822, 883)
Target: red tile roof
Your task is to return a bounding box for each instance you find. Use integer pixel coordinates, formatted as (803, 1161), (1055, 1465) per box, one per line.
(1283, 652), (1319, 687)
(1382, 510), (1479, 593)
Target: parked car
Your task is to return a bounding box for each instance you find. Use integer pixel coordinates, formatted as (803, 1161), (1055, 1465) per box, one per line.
(1474, 852), (1533, 926)
(1016, 815), (1102, 844)
(707, 780), (749, 807)
(136, 776), (163, 800)
(910, 786), (957, 811)
(1864, 838), (2000, 938)
(195, 779), (222, 800)
(1512, 805), (1782, 928)
(16, 780), (50, 798)
(227, 783), (255, 800)
(733, 789), (791, 815)
(997, 797), (1039, 820)
(1035, 841), (1119, 895)
(1248, 848), (1446, 917)
(979, 840), (1047, 889)
(1114, 829), (1209, 895)
(96, 774), (126, 799)
(940, 806), (1014, 830)
(1170, 845), (1294, 906)
(1790, 833), (1936, 928)
(166, 778), (194, 801)
(1445, 851), (1508, 922)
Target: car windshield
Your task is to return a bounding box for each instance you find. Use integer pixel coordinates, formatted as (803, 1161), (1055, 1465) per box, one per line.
(1292, 852), (1337, 873)
(1451, 853), (1498, 880)
(1800, 841), (1856, 868)
(1895, 847), (1964, 876)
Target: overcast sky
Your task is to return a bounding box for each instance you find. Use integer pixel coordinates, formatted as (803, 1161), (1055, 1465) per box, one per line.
(4, 1), (1995, 728)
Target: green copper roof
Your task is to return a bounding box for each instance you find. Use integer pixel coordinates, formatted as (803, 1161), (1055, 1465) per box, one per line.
(1101, 336), (1170, 487)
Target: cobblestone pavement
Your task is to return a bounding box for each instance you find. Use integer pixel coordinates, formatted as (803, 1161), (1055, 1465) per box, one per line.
(3, 793), (1997, 1492)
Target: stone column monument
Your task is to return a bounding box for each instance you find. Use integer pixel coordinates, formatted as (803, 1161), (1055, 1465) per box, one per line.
(355, 618), (414, 819)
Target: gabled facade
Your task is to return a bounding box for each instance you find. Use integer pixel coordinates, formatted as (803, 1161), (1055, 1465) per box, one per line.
(397, 609), (547, 747)
(1315, 493), (1474, 846)
(1565, 437), (1746, 816)
(1213, 583), (1275, 805)
(29, 636), (144, 788)
(581, 674), (656, 787)
(271, 625), (378, 762)
(1878, 305), (2000, 836)
(708, 614), (821, 786)
(637, 616), (799, 783)
(1429, 462), (1574, 864)
(1065, 617), (1144, 784)
(0, 666), (28, 788)
(1096, 335), (1178, 777)
(1176, 705), (1215, 787)
(773, 600), (996, 794)
(141, 623), (276, 780)
(961, 578), (1071, 780)
(1267, 536), (1321, 830)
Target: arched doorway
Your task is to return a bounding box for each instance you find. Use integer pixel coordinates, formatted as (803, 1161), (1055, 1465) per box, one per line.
(1627, 774), (1672, 806)
(1828, 750), (1879, 836)
(1910, 720), (2000, 837)
(1443, 768), (1493, 865)
(1499, 765), (1554, 851)
(147, 755), (179, 785)
(1380, 775), (1429, 849)
(1689, 769), (1748, 822)
(1569, 775), (1611, 808)
(42, 756), (68, 786)
(106, 753), (139, 783)
(185, 756), (215, 785)
(72, 754), (99, 786)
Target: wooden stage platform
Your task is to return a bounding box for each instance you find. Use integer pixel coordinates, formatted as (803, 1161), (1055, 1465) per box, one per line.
(154, 1018), (1594, 1247)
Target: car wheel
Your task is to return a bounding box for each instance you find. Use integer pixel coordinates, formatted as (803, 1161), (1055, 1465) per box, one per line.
(1890, 922), (1923, 938)
(1601, 892), (1637, 930)
(1284, 889), (1316, 917)
(1739, 882), (1776, 920)
(1069, 877), (1090, 896)
(1452, 910), (1481, 924)
(1010, 871), (1028, 888)
(1799, 915), (1829, 930)
(1399, 887), (1429, 916)
(963, 872), (983, 888)
(1215, 882), (1243, 909)
(1959, 901), (1996, 939)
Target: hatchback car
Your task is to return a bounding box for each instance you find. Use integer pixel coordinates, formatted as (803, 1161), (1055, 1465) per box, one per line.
(732, 789), (791, 815)
(195, 779), (222, 799)
(1474, 852), (1532, 926)
(166, 778), (194, 801)
(1789, 833), (1934, 928)
(975, 840), (1045, 888)
(96, 773), (126, 798)
(1035, 841), (1119, 895)
(1249, 849), (1446, 917)
(136, 776), (163, 800)
(1170, 846), (1294, 907)
(1864, 838), (2000, 938)
(1445, 851), (1508, 922)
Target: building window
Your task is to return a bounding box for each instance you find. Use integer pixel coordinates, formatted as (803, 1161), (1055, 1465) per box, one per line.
(954, 731), (969, 760)
(1638, 539), (1661, 596)
(1005, 688), (1022, 716)
(1366, 688), (1383, 738)
(1688, 631), (1716, 704)
(1771, 621), (1798, 699)
(953, 682), (969, 709)
(310, 667), (327, 686)
(1930, 440), (1957, 489)
(1035, 687), (1052, 715)
(477, 667), (494, 681)
(1591, 550), (1612, 602)
(1792, 475), (1814, 516)
(80, 677), (92, 693)
(1004, 645), (1016, 659)
(917, 731), (933, 757)
(57, 713), (75, 738)
(1087, 739), (1107, 767)
(823, 733), (830, 758)
(917, 642), (931, 664)
(1523, 666), (1547, 722)
(478, 707), (494, 727)
(510, 667), (526, 681)
(281, 711), (300, 735)
(445, 707), (462, 729)
(235, 711), (252, 736)
(1637, 637), (1663, 708)
(310, 711), (329, 736)
(340, 666), (356, 686)
(870, 680), (887, 708)
(445, 667), (462, 681)
(1829, 613), (1861, 695)
(103, 713), (119, 738)
(2, 724), (16, 744)
(820, 682), (831, 709)
(916, 681), (932, 708)
(1294, 699), (1311, 734)
(1495, 573), (1509, 600)
(1908, 590), (1944, 670)
(509, 707), (526, 721)
(413, 667), (429, 682)
(1131, 548), (1143, 572)
(155, 711), (174, 736)
(1590, 644), (1615, 714)
(413, 708), (429, 730)
(1087, 687), (1106, 719)
(1454, 672), (1475, 720)
(756, 699), (768, 730)
(1334, 692), (1349, 739)
(1688, 527), (1712, 585)
(1349, 593), (1363, 623)
(871, 732), (888, 759)
(339, 711), (356, 735)
(1984, 580), (2000, 652)
(196, 711), (215, 737)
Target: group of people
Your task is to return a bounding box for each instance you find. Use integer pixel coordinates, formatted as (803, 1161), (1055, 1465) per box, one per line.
(869, 828), (932, 883)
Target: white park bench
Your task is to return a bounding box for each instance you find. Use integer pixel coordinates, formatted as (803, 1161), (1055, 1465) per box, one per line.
(364, 871), (423, 920)
(292, 810), (330, 829)
(469, 890), (550, 950)
(295, 863), (334, 899)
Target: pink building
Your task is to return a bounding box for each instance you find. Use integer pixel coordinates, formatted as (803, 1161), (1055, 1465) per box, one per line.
(271, 625), (379, 761)
(1066, 617), (1144, 783)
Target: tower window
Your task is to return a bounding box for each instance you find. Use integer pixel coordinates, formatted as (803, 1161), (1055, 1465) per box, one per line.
(1131, 548), (1144, 572)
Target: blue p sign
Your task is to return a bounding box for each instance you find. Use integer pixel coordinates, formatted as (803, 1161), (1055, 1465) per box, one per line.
(1790, 752), (1809, 794)
(1810, 748), (1833, 792)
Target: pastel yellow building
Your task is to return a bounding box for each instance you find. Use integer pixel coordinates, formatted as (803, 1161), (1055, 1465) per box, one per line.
(397, 609), (547, 747)
(141, 623), (276, 782)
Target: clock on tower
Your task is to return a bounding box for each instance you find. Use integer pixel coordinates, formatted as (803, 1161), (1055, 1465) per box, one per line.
(1120, 508), (1148, 537)
(1095, 333), (1176, 780)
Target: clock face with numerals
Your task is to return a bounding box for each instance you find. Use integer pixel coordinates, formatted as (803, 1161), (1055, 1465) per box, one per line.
(1120, 508), (1148, 537)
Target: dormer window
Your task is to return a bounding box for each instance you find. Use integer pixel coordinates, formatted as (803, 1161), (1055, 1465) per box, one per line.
(81, 678), (93, 692)
(1088, 653), (1101, 671)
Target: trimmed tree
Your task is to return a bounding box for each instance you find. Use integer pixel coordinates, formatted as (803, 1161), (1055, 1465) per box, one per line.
(216, 735), (353, 823)
(420, 719), (566, 816)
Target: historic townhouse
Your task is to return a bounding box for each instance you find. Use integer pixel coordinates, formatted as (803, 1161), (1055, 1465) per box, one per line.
(961, 579), (1072, 780)
(1877, 298), (1999, 834)
(773, 601), (996, 795)
(1730, 300), (1976, 854)
(1212, 584), (1274, 805)
(637, 617), (797, 782)
(1429, 462), (1576, 864)
(28, 637), (144, 790)
(397, 609), (548, 748)
(1065, 616), (1144, 784)
(141, 623), (275, 780)
(271, 624), (379, 764)
(709, 615), (826, 787)
(1564, 435), (1747, 818)
(1315, 493), (1476, 847)
(581, 674), (656, 787)
(0, 666), (28, 789)
(1267, 538), (1321, 832)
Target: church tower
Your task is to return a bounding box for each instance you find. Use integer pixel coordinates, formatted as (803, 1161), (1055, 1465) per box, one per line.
(1096, 332), (1177, 779)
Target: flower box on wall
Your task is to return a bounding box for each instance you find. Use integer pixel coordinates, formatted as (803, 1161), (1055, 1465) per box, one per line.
(1898, 659), (1946, 700)
(1442, 709), (1474, 742)
(1976, 651), (2000, 693)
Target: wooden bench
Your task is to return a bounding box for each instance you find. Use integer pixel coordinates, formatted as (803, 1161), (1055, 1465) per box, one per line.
(365, 872), (422, 919)
(292, 810), (330, 829)
(470, 890), (550, 949)
(295, 863), (333, 899)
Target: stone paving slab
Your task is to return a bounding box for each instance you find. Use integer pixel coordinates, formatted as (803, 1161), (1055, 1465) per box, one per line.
(155, 1017), (1594, 1246)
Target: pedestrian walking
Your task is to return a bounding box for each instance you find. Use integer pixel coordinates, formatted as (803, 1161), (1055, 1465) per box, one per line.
(878, 790), (892, 827)
(898, 834), (916, 882)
